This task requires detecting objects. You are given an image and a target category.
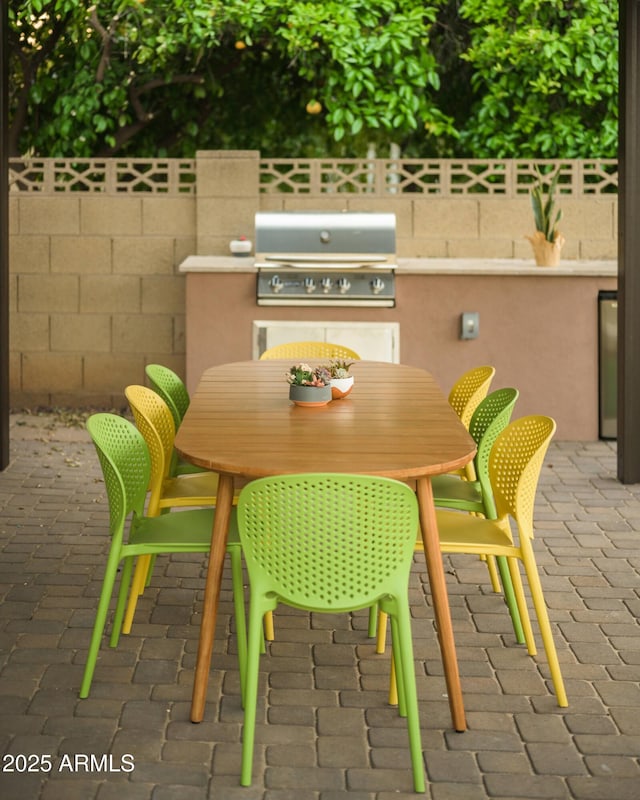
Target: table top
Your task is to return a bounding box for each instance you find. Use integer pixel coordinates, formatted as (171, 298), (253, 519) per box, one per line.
(175, 360), (476, 480)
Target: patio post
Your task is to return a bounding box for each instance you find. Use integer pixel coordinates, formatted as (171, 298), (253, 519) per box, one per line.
(618, 0), (640, 483)
(0, 3), (9, 470)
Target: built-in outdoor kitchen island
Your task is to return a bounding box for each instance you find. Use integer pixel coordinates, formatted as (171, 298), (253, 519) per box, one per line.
(180, 252), (616, 441)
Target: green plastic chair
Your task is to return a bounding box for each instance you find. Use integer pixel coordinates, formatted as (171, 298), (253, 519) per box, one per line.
(374, 389), (524, 660)
(433, 388), (520, 519)
(79, 413), (247, 699)
(432, 387), (523, 643)
(236, 473), (425, 793)
(145, 363), (199, 477)
(145, 363), (190, 430)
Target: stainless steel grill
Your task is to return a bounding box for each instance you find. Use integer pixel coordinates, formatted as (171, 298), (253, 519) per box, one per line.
(255, 211), (396, 307)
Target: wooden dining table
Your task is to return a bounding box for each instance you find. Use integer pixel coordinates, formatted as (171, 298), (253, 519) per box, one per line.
(174, 360), (476, 730)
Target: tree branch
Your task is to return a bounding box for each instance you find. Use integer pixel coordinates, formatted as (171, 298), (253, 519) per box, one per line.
(7, 10), (73, 155)
(129, 75), (206, 121)
(97, 74), (206, 155)
(87, 5), (120, 83)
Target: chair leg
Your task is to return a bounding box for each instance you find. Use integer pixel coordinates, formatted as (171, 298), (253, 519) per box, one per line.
(522, 554), (568, 707)
(109, 556), (134, 648)
(391, 607), (426, 793)
(228, 547), (247, 702)
(263, 611), (275, 642)
(507, 557), (537, 655)
(367, 603), (378, 638)
(388, 654), (399, 706)
(121, 556), (149, 635)
(389, 617), (406, 716)
(485, 554), (502, 593)
(240, 599), (265, 786)
(79, 551), (121, 698)
(376, 610), (388, 654)
(496, 555), (525, 644)
(143, 553), (157, 587)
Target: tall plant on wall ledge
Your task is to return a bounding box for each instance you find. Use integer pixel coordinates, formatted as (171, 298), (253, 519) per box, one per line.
(526, 168), (565, 267)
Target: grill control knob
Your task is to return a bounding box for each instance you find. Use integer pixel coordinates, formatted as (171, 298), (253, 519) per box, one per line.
(370, 277), (385, 294)
(269, 275), (284, 293)
(321, 277), (333, 293)
(304, 277), (316, 293)
(337, 277), (351, 294)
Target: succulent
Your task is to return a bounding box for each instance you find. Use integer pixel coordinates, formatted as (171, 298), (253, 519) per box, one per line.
(285, 363), (330, 387)
(530, 168), (563, 243)
(327, 359), (354, 378)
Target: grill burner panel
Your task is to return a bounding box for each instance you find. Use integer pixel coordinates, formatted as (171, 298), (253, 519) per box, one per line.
(256, 268), (395, 307)
(255, 211), (397, 307)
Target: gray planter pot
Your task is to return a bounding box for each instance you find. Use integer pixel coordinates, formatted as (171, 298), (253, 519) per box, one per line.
(289, 384), (331, 406)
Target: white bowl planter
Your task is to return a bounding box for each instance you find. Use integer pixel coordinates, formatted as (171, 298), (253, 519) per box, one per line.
(330, 376), (354, 399)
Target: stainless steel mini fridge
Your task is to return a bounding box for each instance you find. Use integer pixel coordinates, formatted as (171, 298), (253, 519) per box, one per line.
(598, 290), (617, 440)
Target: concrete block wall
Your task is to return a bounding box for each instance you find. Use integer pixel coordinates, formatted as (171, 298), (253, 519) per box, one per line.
(9, 192), (196, 408)
(8, 151), (618, 408)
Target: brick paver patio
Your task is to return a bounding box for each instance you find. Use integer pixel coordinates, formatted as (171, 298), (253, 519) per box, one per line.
(0, 413), (639, 799)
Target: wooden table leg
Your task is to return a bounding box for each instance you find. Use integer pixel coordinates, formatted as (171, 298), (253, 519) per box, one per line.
(416, 476), (466, 732)
(190, 473), (235, 723)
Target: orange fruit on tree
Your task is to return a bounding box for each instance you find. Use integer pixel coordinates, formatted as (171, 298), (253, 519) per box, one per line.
(306, 100), (322, 115)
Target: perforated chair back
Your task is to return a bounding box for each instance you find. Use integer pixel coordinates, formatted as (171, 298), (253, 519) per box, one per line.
(259, 341), (360, 361)
(125, 385), (176, 515)
(239, 474), (418, 611)
(469, 387), (519, 517)
(489, 415), (556, 535)
(146, 364), (190, 430)
(86, 413), (150, 539)
(448, 365), (496, 428)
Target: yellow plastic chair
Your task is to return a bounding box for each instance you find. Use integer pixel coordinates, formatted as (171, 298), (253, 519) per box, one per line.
(124, 385), (273, 640)
(236, 473), (425, 792)
(79, 413), (247, 698)
(448, 365), (496, 429)
(259, 341), (360, 360)
(437, 415), (568, 707)
(125, 384), (223, 519)
(447, 364), (496, 482)
(122, 385), (227, 633)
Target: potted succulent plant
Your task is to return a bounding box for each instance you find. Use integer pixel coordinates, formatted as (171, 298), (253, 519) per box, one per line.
(526, 171), (565, 267)
(326, 359), (355, 399)
(526, 168), (565, 267)
(286, 363), (332, 406)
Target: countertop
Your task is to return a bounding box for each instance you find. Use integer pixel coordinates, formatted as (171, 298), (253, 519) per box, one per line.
(179, 255), (617, 277)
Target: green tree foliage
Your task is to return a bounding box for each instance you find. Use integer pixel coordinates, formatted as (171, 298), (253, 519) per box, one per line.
(8, 0), (452, 157)
(458, 0), (618, 157)
(8, 0), (618, 159)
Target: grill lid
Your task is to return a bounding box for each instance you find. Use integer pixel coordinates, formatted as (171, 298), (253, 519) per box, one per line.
(255, 211), (396, 261)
